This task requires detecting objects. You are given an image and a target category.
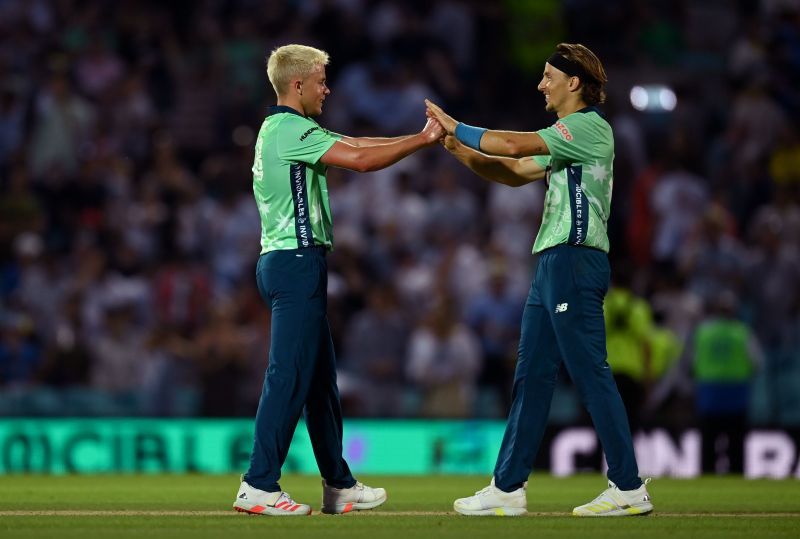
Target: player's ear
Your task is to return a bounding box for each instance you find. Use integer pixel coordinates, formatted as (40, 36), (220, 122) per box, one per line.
(569, 76), (581, 92)
(293, 78), (303, 96)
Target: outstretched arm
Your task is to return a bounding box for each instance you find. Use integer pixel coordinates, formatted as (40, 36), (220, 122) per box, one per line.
(442, 135), (546, 187)
(473, 129), (549, 159)
(338, 134), (416, 147)
(426, 99), (550, 159)
(321, 119), (444, 172)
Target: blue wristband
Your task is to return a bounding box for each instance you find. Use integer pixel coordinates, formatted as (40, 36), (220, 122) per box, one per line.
(455, 122), (487, 151)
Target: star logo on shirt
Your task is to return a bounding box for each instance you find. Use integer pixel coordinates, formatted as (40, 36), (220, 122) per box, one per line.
(586, 161), (609, 183)
(276, 210), (294, 233)
(258, 201), (271, 216)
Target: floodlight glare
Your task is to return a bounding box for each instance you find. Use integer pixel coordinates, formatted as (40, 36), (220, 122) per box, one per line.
(630, 86), (648, 111)
(629, 84), (677, 112)
(659, 88), (677, 111)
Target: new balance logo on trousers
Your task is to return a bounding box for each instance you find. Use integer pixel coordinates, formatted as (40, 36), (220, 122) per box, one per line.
(555, 303), (569, 313)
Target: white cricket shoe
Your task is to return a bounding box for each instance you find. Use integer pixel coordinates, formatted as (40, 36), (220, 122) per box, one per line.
(453, 478), (527, 516)
(321, 480), (387, 514)
(573, 479), (653, 516)
(233, 479), (311, 516)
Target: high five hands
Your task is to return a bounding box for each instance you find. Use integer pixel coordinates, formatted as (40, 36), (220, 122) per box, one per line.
(425, 99), (459, 151)
(425, 99), (457, 134)
(421, 116), (446, 144)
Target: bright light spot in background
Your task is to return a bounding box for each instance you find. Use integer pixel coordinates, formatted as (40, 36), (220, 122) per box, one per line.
(630, 86), (648, 111)
(630, 84), (677, 112)
(659, 87), (677, 111)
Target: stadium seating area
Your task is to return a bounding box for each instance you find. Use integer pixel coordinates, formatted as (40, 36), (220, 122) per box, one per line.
(0, 0), (798, 425)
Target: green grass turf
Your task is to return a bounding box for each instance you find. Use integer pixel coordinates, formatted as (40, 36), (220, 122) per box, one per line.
(1, 474), (798, 538)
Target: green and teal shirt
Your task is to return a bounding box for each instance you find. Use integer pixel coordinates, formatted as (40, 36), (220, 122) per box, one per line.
(252, 105), (340, 254)
(532, 107), (614, 253)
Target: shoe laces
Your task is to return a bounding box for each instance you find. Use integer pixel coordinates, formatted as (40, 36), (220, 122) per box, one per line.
(581, 480), (620, 506)
(475, 485), (495, 497)
(588, 488), (614, 505)
(596, 478), (652, 504)
(275, 492), (298, 507)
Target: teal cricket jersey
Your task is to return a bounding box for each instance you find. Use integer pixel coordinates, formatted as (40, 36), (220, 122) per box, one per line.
(252, 105), (341, 254)
(532, 107), (614, 253)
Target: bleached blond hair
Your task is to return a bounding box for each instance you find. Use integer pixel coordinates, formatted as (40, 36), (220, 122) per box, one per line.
(267, 44), (330, 96)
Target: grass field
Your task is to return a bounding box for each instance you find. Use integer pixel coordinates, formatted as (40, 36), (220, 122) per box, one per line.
(1, 474), (799, 538)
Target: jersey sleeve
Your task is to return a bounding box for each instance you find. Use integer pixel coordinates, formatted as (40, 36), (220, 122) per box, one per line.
(277, 115), (342, 165)
(532, 155), (551, 168)
(536, 112), (599, 164)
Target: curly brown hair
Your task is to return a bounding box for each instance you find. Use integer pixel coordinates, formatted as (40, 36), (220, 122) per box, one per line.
(556, 43), (607, 105)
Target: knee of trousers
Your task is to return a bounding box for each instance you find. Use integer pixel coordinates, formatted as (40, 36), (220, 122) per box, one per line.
(570, 363), (618, 395)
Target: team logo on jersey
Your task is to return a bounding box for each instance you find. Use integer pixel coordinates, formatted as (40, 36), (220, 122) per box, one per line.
(299, 127), (319, 141)
(553, 121), (573, 142)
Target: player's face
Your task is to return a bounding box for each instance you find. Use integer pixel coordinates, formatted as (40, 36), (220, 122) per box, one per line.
(300, 65), (330, 117)
(538, 63), (570, 113)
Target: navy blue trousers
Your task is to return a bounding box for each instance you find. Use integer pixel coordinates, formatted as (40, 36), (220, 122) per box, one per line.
(244, 247), (355, 492)
(494, 245), (642, 491)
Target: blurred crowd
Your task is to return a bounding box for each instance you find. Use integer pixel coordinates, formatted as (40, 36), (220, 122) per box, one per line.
(0, 0), (799, 429)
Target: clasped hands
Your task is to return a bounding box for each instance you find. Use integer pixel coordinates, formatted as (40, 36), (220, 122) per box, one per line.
(423, 99), (459, 151)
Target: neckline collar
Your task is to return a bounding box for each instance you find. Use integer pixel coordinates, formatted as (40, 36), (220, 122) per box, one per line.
(268, 105), (305, 117)
(576, 105), (605, 118)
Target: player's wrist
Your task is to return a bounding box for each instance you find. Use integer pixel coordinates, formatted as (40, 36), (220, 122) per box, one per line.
(417, 131), (436, 146)
(455, 122), (486, 151)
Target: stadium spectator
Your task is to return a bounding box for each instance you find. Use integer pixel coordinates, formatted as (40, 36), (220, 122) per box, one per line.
(74, 35), (125, 100)
(743, 207), (800, 424)
(379, 170), (433, 253)
(87, 295), (151, 394)
(648, 263), (702, 346)
(341, 283), (410, 416)
(27, 72), (94, 179)
(0, 82), (26, 171)
(193, 300), (255, 417)
(465, 260), (523, 413)
(691, 292), (763, 474)
(0, 311), (41, 386)
(427, 160), (480, 239)
(678, 201), (746, 307)
(406, 294), (482, 418)
(37, 291), (91, 388)
(486, 179), (545, 261)
(604, 286), (654, 433)
(650, 155), (708, 264)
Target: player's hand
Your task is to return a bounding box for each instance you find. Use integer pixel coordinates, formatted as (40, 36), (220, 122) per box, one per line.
(421, 117), (445, 144)
(425, 99), (457, 134)
(442, 135), (458, 152)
